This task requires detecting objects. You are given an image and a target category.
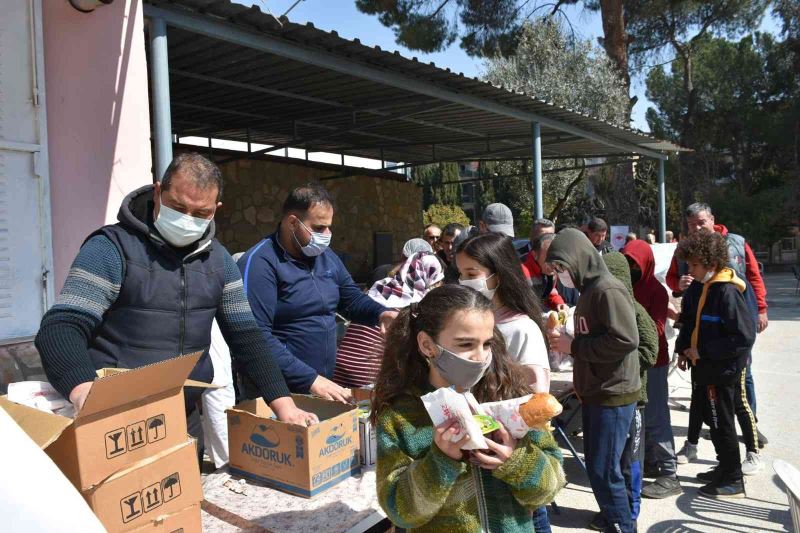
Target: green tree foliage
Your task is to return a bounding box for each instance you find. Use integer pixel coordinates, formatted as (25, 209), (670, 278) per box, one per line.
(646, 32), (799, 247)
(423, 204), (471, 227)
(482, 19), (633, 227)
(355, 0), (530, 57)
(413, 162), (462, 208)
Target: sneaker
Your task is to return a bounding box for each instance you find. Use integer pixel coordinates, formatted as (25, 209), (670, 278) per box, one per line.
(676, 441), (698, 464)
(741, 451), (763, 475)
(697, 468), (721, 483)
(758, 429), (768, 449)
(699, 479), (745, 499)
(588, 512), (606, 531)
(641, 476), (683, 499)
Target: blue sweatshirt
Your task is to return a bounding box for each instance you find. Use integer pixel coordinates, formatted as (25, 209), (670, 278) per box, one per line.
(239, 230), (386, 392)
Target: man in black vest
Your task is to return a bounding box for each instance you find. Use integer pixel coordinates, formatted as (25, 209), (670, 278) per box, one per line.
(35, 153), (316, 426)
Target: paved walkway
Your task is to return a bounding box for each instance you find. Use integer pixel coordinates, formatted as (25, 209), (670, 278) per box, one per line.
(551, 272), (799, 532)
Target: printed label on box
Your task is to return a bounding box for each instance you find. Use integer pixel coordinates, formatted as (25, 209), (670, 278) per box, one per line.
(104, 413), (168, 460)
(118, 473), (183, 524)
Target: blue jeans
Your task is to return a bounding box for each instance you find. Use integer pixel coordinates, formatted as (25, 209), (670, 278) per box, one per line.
(532, 506), (551, 532)
(583, 402), (637, 533)
(621, 408), (644, 520)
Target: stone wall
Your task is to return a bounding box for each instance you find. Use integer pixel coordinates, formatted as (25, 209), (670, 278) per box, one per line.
(0, 341), (45, 393)
(211, 152), (423, 280)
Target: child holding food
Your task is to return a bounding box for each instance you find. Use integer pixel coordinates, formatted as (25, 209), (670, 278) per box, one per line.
(372, 285), (565, 532)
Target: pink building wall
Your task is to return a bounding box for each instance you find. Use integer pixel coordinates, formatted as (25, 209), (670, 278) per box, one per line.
(43, 0), (153, 292)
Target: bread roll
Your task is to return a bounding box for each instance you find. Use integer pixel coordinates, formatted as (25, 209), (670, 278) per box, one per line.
(519, 393), (563, 429)
(546, 311), (560, 330)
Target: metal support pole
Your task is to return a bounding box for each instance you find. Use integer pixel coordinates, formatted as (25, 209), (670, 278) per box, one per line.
(148, 17), (173, 181)
(532, 122), (543, 220)
(658, 158), (667, 242)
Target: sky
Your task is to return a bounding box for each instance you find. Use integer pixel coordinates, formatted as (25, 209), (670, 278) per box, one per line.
(235, 0), (782, 132)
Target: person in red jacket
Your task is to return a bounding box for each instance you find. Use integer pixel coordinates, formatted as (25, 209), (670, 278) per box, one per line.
(668, 203), (769, 463)
(624, 240), (681, 499)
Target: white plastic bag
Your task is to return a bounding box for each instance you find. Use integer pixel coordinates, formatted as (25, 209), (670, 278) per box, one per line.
(420, 387), (487, 450)
(7, 381), (75, 418)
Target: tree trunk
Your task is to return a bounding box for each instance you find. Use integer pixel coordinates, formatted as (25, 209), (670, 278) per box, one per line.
(598, 0), (630, 95)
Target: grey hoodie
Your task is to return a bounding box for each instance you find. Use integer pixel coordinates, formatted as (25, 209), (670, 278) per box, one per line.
(546, 229), (641, 406)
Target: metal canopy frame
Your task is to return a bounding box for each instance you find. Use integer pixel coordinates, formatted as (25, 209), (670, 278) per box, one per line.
(143, 0), (675, 238)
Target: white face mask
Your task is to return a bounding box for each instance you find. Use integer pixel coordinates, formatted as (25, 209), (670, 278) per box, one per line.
(557, 270), (575, 289)
(700, 270), (714, 283)
(154, 201), (211, 248)
(293, 219), (332, 257)
(459, 274), (497, 301)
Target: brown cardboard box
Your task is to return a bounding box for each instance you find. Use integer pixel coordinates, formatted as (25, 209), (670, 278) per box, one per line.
(0, 353), (201, 490)
(129, 504), (201, 533)
(227, 394), (360, 498)
(84, 439), (202, 532)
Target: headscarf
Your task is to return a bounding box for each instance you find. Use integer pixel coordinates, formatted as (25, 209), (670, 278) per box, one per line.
(368, 252), (444, 308)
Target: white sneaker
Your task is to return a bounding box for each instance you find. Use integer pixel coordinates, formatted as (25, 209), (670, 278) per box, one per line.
(741, 451), (763, 475)
(676, 441), (698, 464)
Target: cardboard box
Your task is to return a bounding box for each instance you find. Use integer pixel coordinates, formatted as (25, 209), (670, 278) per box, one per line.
(227, 394), (361, 498)
(0, 353), (201, 490)
(84, 439), (202, 532)
(129, 504), (201, 533)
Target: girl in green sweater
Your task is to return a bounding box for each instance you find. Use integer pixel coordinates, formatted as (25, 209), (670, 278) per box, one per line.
(372, 284), (565, 532)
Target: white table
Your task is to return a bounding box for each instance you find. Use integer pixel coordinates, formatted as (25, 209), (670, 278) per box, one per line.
(200, 466), (387, 533)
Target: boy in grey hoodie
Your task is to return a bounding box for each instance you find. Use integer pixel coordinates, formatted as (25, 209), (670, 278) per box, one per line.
(546, 229), (641, 533)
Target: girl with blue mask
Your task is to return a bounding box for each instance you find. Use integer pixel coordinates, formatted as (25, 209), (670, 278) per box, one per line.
(371, 285), (565, 532)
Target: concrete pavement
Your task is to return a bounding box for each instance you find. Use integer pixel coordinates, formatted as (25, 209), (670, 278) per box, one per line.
(550, 272), (800, 532)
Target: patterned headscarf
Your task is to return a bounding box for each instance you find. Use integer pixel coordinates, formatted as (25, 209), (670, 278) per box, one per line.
(368, 252), (444, 308)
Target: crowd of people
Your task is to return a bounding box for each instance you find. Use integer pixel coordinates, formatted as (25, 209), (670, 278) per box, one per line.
(33, 153), (770, 533)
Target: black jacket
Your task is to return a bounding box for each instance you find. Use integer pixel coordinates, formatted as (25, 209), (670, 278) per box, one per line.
(676, 268), (755, 385)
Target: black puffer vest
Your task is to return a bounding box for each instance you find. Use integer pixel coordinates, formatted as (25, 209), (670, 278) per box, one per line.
(86, 185), (224, 383)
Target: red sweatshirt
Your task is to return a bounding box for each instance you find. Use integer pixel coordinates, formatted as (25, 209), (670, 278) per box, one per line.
(523, 252), (565, 311)
(666, 224), (767, 313)
(624, 240), (670, 367)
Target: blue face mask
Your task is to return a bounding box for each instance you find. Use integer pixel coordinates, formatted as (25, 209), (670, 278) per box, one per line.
(293, 219), (332, 257)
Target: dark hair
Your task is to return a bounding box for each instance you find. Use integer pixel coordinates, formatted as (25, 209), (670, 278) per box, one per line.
(442, 223), (464, 237)
(457, 233), (546, 331)
(685, 202), (713, 219)
(371, 285), (531, 424)
(162, 152), (223, 201)
(556, 223), (578, 233)
(531, 232), (556, 253)
(282, 183), (333, 215)
(587, 217), (608, 232)
(676, 230), (729, 269)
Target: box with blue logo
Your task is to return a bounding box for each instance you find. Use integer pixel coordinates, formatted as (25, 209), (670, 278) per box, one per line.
(226, 394), (361, 498)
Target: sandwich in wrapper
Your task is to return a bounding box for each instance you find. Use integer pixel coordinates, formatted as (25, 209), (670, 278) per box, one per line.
(421, 388), (563, 445)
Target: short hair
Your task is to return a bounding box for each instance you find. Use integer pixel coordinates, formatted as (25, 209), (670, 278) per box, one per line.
(442, 223), (464, 237)
(676, 230), (729, 269)
(626, 232), (637, 242)
(532, 218), (555, 230)
(556, 223), (578, 233)
(531, 232), (556, 252)
(162, 152), (223, 201)
(587, 218), (608, 233)
(685, 202), (713, 219)
(665, 230), (675, 241)
(423, 224), (441, 233)
(282, 183), (333, 215)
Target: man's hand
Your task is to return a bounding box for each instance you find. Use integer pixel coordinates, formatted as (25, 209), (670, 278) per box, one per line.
(270, 396), (320, 426)
(667, 302), (680, 322)
(677, 354), (688, 371)
(547, 328), (573, 354)
(69, 382), (93, 412)
(757, 312), (768, 333)
(379, 310), (399, 336)
(555, 304), (569, 314)
(683, 347), (700, 366)
(678, 275), (694, 291)
(310, 375), (353, 403)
